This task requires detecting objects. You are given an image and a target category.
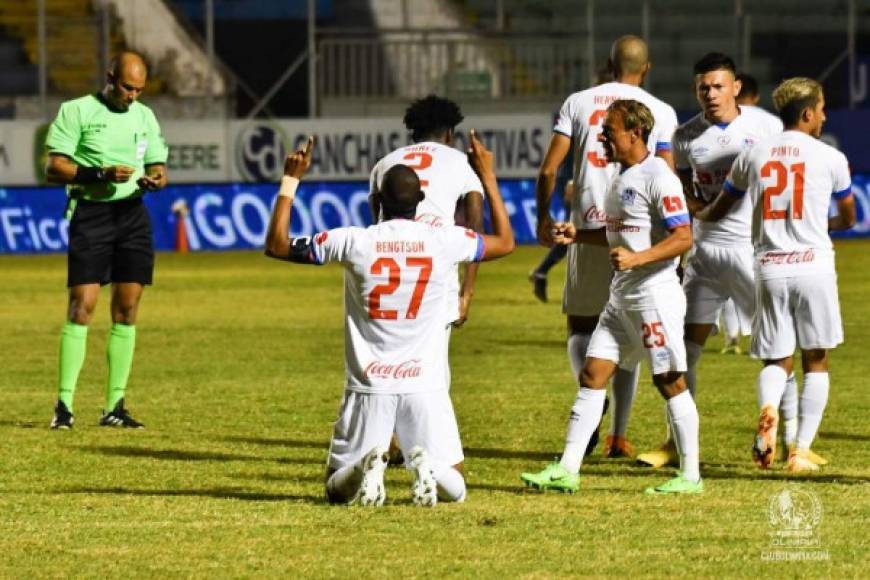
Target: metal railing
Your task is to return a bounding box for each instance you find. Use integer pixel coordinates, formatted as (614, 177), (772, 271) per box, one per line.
(318, 33), (588, 102)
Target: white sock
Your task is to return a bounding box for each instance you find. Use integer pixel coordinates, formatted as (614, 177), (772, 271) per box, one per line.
(326, 464), (362, 503)
(685, 341), (703, 399)
(666, 390), (700, 482)
(758, 365), (788, 408)
(609, 364), (639, 437)
(721, 300), (739, 341)
(433, 464), (466, 503)
(797, 372), (830, 450)
(559, 387), (607, 474)
(567, 333), (590, 382)
(780, 373), (798, 446)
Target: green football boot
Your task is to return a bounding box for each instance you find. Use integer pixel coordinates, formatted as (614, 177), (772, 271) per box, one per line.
(644, 474), (704, 495)
(520, 462), (580, 493)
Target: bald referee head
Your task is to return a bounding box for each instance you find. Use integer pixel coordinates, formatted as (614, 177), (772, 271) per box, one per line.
(104, 51), (148, 112)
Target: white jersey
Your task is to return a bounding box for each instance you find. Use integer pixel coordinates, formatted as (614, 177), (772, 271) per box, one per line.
(311, 219), (484, 394)
(725, 130), (852, 280)
(370, 141), (484, 227)
(673, 105), (783, 246)
(554, 81), (679, 230)
(604, 155), (691, 308)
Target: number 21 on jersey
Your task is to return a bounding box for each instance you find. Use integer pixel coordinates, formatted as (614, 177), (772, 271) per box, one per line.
(368, 256), (432, 320)
(761, 160), (804, 220)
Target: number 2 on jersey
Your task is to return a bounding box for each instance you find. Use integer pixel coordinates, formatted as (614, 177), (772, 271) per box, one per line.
(368, 256), (433, 320)
(402, 152), (432, 191)
(761, 160), (804, 220)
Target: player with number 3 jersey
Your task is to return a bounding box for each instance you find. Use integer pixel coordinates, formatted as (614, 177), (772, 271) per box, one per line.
(696, 77), (856, 473)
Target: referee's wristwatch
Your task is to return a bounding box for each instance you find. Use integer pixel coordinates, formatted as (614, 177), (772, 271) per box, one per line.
(96, 167), (107, 182)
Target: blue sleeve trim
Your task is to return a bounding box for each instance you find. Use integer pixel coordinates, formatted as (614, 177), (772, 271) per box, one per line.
(723, 180), (746, 198)
(833, 185), (853, 200)
(655, 141), (672, 152)
(473, 234), (485, 262)
(663, 213), (691, 229)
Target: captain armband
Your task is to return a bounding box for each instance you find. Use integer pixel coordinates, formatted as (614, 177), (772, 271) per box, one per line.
(287, 236), (319, 264)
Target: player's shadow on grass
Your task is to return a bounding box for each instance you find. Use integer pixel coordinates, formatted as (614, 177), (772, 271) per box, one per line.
(463, 447), (557, 461)
(82, 445), (322, 465)
(219, 436), (328, 449)
(697, 466), (870, 485)
(59, 486), (323, 503)
(818, 431), (870, 442)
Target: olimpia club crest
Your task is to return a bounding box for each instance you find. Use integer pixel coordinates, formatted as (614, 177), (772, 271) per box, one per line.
(768, 487), (822, 531)
(762, 486), (828, 561)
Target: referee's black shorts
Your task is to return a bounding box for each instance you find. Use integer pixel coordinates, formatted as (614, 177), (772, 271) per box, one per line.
(67, 197), (154, 287)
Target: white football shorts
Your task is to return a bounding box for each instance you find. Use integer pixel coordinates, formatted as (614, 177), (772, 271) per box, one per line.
(587, 285), (687, 375)
(751, 273), (844, 359)
(563, 242), (612, 317)
(327, 389), (464, 470)
(683, 242), (755, 334)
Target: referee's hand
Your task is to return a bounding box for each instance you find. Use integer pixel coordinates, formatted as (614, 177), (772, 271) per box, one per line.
(105, 165), (134, 183)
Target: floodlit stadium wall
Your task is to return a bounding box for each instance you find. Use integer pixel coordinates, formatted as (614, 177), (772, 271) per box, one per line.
(1, 114), (870, 254)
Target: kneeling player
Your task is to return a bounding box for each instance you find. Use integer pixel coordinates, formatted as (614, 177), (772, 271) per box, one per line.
(264, 133), (514, 506)
(521, 100), (702, 494)
(696, 77), (856, 472)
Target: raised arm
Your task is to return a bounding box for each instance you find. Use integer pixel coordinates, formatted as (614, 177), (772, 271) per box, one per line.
(264, 137), (314, 260)
(466, 130), (514, 260)
(535, 133), (571, 247)
(454, 189), (483, 327)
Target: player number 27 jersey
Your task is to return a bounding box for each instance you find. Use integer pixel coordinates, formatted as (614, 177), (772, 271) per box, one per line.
(310, 219), (484, 394)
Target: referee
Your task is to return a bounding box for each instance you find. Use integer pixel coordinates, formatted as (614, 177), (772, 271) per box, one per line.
(45, 52), (168, 429)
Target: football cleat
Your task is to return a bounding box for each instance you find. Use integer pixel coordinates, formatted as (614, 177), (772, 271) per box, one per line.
(99, 398), (145, 429)
(352, 446), (389, 507)
(520, 462), (580, 493)
(408, 446), (438, 507)
(720, 339), (742, 355)
(636, 439), (679, 468)
(603, 435), (635, 458)
(528, 271), (548, 303)
(752, 405), (778, 469)
(645, 474), (704, 495)
(787, 448), (821, 473)
(50, 400), (74, 430)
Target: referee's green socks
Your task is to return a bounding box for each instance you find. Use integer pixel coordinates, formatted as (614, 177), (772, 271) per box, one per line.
(106, 323), (136, 411)
(58, 322), (88, 410)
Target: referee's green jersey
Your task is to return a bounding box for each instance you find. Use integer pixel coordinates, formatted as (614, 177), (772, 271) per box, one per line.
(45, 94), (168, 202)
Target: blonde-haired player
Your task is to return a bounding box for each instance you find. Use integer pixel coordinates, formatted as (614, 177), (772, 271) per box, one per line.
(697, 78), (856, 472)
(536, 36), (680, 459)
(523, 100), (702, 495)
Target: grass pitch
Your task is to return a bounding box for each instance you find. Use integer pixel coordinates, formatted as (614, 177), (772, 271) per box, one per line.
(0, 243), (867, 578)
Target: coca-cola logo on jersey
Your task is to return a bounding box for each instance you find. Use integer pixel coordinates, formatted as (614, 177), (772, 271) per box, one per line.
(584, 205), (607, 224)
(364, 359), (423, 380)
(416, 214), (445, 228)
